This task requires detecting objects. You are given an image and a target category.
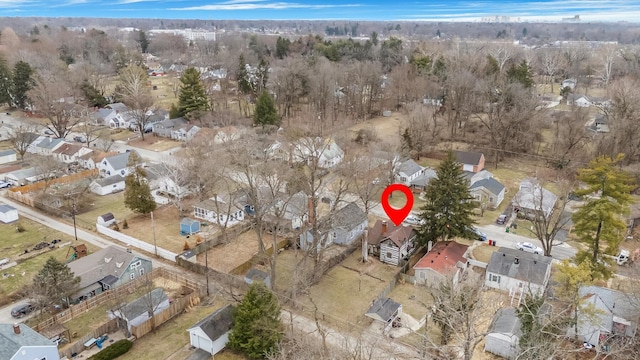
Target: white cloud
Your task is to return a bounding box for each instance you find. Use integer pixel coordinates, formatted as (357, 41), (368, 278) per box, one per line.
(170, 1), (361, 11)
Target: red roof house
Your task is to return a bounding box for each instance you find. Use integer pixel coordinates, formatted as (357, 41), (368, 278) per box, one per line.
(413, 241), (469, 286)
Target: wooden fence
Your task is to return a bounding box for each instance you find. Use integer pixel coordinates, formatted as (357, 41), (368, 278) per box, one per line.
(58, 318), (119, 359)
(8, 169), (98, 194)
(33, 268), (199, 332)
(130, 293), (200, 338)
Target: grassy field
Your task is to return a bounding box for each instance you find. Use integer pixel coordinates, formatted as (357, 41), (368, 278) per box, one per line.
(294, 250), (399, 331)
(387, 282), (433, 320)
(120, 205), (185, 253)
(128, 137), (182, 151)
(0, 219), (99, 299)
(150, 76), (179, 110)
(75, 192), (135, 228)
(472, 244), (499, 263)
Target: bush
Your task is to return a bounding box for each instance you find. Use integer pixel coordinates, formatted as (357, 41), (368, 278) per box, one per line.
(88, 339), (133, 360)
(15, 223), (25, 233)
(122, 219), (129, 229)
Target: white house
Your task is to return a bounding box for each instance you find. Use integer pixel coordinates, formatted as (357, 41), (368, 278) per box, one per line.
(513, 178), (558, 219)
(299, 202), (368, 252)
(289, 137), (344, 169)
(145, 164), (190, 199)
(97, 151), (142, 178)
(395, 159), (425, 185)
(34, 137), (65, 156)
(485, 247), (553, 298)
(0, 203), (18, 223)
(0, 149), (17, 164)
(193, 194), (245, 226)
(187, 305), (234, 357)
(0, 323), (60, 360)
(90, 175), (126, 196)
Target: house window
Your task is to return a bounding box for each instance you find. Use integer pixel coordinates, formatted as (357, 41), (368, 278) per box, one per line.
(120, 170), (125, 175)
(333, 232), (337, 239)
(386, 252), (392, 259)
(130, 273), (135, 280)
(139, 268), (145, 276)
(400, 177), (407, 182)
(130, 260), (142, 269)
(491, 274), (501, 283)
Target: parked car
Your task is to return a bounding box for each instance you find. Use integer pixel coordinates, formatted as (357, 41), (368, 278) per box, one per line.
(44, 129), (54, 135)
(468, 227), (487, 241)
(11, 303), (35, 318)
(516, 242), (543, 254)
(0, 181), (11, 189)
(73, 135), (87, 143)
(568, 192), (583, 201)
(404, 214), (425, 226)
(496, 214), (508, 225)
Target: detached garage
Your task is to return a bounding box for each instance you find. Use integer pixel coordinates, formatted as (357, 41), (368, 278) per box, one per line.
(0, 203), (18, 223)
(484, 308), (521, 360)
(0, 149), (17, 165)
(187, 305), (233, 357)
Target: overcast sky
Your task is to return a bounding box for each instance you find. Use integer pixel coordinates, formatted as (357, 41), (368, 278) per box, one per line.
(2, 0), (640, 22)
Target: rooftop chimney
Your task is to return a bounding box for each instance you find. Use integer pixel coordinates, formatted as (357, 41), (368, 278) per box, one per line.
(13, 324), (20, 335)
(381, 221), (388, 235)
(514, 257), (520, 265)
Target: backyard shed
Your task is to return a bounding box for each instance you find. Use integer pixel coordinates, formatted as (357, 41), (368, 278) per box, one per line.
(365, 298), (402, 333)
(0, 203), (18, 223)
(0, 149), (17, 164)
(187, 305), (234, 357)
(97, 213), (116, 226)
(180, 218), (201, 235)
(484, 308), (521, 359)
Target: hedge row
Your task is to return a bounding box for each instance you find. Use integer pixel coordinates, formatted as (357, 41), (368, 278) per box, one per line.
(88, 339), (133, 360)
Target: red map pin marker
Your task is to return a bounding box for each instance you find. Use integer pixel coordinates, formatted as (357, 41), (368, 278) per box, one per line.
(381, 184), (414, 226)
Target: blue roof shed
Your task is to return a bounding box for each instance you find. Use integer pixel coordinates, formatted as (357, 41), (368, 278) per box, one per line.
(180, 218), (201, 235)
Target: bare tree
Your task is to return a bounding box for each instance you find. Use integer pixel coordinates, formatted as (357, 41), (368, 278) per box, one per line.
(489, 44), (515, 74)
(550, 107), (592, 168)
(599, 44), (619, 86)
(116, 64), (154, 140)
(428, 270), (501, 360)
(31, 155), (65, 193)
(515, 175), (574, 257)
(28, 66), (83, 139)
(76, 120), (106, 148)
(537, 49), (564, 93)
(403, 102), (441, 156)
(341, 150), (383, 216)
(9, 124), (36, 160)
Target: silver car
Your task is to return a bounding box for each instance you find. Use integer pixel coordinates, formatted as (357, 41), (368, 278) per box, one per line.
(516, 242), (543, 255)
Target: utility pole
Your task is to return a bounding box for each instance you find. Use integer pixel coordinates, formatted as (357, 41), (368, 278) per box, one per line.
(151, 211), (157, 257)
(205, 240), (210, 296)
(72, 202), (78, 241)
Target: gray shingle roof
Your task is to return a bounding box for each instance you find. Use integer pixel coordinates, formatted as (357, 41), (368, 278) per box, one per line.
(245, 268), (269, 281)
(94, 175), (125, 187)
(487, 247), (552, 285)
(397, 159), (423, 177)
(0, 323), (55, 359)
(36, 137), (65, 150)
(409, 168), (437, 187)
(579, 285), (640, 322)
(0, 204), (16, 213)
(107, 102), (128, 113)
(68, 245), (143, 288)
(365, 298), (401, 322)
(470, 178), (505, 196)
(105, 151), (139, 171)
(454, 150), (483, 166)
(188, 304), (234, 342)
(514, 178), (558, 216)
(0, 149), (16, 157)
(331, 202), (366, 231)
(120, 288), (168, 320)
(488, 308), (522, 336)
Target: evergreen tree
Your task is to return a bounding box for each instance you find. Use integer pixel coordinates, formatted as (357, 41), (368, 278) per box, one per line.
(136, 30), (150, 54)
(228, 282), (282, 359)
(253, 91), (279, 127)
(275, 37), (290, 59)
(237, 53), (252, 95)
(123, 151), (156, 215)
(81, 80), (108, 108)
(176, 67), (208, 118)
(12, 61), (34, 109)
(417, 151), (477, 244)
(0, 55), (12, 107)
(506, 60), (534, 88)
(572, 154), (634, 279)
(32, 257), (80, 308)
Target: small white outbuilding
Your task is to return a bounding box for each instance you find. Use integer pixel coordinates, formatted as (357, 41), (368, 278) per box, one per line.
(0, 203), (18, 223)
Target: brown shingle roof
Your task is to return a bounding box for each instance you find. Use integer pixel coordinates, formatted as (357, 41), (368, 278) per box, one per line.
(53, 143), (83, 156)
(368, 219), (414, 247)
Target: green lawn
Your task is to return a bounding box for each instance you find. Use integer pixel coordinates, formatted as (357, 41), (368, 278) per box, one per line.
(0, 219), (99, 299)
(75, 192), (134, 228)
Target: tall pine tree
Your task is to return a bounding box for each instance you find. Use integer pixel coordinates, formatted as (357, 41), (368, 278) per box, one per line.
(123, 151), (156, 215)
(417, 151), (477, 244)
(176, 67), (208, 118)
(12, 61), (34, 109)
(253, 91), (279, 127)
(237, 53), (252, 95)
(572, 154), (634, 279)
(228, 282), (282, 359)
(32, 257), (80, 308)
(0, 54), (11, 107)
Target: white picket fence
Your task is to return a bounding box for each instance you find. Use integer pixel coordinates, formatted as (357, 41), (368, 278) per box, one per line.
(96, 223), (177, 261)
